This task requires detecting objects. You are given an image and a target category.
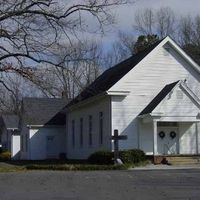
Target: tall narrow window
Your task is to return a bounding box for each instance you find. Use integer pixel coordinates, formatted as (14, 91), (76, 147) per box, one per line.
(25, 134), (28, 152)
(21, 135), (24, 152)
(99, 112), (103, 145)
(72, 120), (75, 148)
(89, 115), (92, 146)
(80, 118), (83, 147)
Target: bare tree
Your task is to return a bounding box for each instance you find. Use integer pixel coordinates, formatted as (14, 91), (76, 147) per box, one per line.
(179, 15), (194, 45)
(103, 31), (136, 68)
(134, 7), (176, 38)
(134, 8), (155, 35)
(179, 15), (200, 65)
(31, 40), (104, 100)
(156, 7), (176, 38)
(0, 0), (130, 91)
(0, 0), (132, 112)
(0, 73), (43, 113)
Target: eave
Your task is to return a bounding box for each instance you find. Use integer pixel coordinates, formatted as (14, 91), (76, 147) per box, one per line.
(106, 91), (130, 96)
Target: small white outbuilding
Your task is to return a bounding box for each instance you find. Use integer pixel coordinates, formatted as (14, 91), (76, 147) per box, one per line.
(20, 98), (67, 160)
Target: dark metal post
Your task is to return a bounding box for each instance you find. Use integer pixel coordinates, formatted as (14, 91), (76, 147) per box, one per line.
(114, 129), (119, 162)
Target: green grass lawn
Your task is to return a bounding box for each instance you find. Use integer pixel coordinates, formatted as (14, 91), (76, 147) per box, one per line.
(0, 163), (25, 172)
(0, 160), (149, 172)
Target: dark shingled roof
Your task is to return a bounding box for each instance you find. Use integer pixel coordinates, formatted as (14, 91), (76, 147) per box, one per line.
(22, 98), (67, 126)
(139, 81), (179, 116)
(68, 39), (164, 107)
(1, 114), (19, 129)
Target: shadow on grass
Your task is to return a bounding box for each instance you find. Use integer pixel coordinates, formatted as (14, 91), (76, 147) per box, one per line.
(4, 159), (89, 166)
(0, 160), (148, 172)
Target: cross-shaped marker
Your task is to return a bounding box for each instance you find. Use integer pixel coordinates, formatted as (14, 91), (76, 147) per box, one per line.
(111, 129), (127, 164)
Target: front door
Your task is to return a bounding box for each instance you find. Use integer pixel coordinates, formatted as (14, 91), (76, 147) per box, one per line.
(46, 136), (56, 159)
(157, 127), (178, 155)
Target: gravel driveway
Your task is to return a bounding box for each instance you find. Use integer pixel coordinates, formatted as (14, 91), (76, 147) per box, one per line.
(0, 169), (200, 200)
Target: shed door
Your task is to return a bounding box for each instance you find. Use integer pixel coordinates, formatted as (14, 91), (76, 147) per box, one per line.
(46, 136), (56, 158)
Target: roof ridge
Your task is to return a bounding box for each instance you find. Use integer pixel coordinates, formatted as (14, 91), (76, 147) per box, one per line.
(67, 39), (164, 107)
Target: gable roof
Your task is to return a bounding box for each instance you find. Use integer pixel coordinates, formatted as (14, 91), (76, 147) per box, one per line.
(67, 36), (200, 108)
(67, 39), (164, 107)
(139, 81), (179, 116)
(22, 97), (67, 126)
(1, 114), (19, 129)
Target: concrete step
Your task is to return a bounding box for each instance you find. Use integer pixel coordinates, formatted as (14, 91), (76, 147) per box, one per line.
(166, 156), (200, 165)
(166, 157), (200, 161)
(170, 162), (200, 165)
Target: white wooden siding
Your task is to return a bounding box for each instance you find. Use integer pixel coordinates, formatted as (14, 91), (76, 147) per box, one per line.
(179, 123), (197, 154)
(20, 124), (29, 159)
(139, 121), (153, 155)
(67, 96), (111, 159)
(29, 127), (65, 160)
(11, 135), (20, 160)
(110, 44), (199, 152)
(154, 85), (200, 117)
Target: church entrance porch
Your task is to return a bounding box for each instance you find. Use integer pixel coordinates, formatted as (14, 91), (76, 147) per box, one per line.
(152, 121), (200, 164)
(139, 115), (200, 164)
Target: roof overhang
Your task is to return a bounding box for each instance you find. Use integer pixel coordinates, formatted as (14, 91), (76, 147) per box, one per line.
(27, 125), (64, 128)
(67, 92), (107, 111)
(106, 91), (130, 96)
(138, 113), (163, 123)
(165, 37), (200, 75)
(179, 81), (200, 109)
(6, 128), (19, 131)
(139, 113), (200, 123)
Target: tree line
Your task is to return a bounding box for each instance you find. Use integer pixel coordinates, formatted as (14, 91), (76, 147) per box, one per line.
(106, 7), (200, 67)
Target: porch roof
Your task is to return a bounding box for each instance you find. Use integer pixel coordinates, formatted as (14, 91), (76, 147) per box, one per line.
(139, 80), (200, 122)
(139, 81), (179, 116)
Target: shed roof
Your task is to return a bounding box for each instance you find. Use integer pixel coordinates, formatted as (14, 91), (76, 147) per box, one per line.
(1, 114), (19, 129)
(22, 97), (67, 126)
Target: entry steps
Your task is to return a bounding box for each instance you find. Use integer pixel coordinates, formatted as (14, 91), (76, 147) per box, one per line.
(165, 156), (200, 165)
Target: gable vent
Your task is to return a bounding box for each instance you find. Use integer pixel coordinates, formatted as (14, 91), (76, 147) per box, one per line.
(176, 90), (183, 99)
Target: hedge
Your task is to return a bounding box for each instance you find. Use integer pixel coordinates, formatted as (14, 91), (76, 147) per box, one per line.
(88, 149), (146, 165)
(119, 149), (146, 164)
(26, 164), (129, 171)
(0, 151), (11, 161)
(88, 150), (114, 165)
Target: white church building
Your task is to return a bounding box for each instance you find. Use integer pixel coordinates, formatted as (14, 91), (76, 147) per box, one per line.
(65, 36), (200, 162)
(0, 36), (200, 163)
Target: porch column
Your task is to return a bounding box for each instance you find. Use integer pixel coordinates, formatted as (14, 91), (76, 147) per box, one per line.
(153, 120), (158, 156)
(196, 123), (199, 154)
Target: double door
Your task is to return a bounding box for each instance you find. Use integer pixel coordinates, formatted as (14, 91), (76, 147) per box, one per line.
(157, 128), (178, 155)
